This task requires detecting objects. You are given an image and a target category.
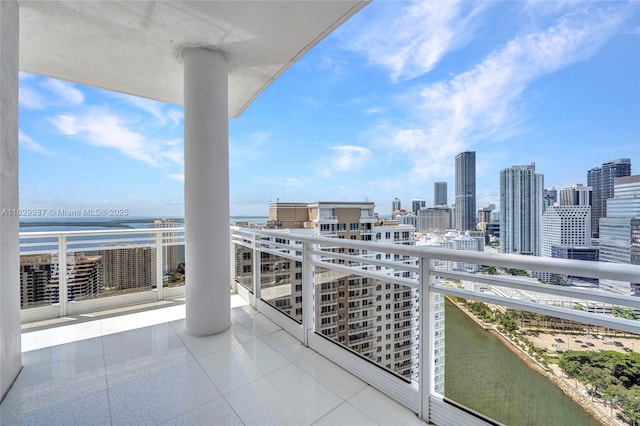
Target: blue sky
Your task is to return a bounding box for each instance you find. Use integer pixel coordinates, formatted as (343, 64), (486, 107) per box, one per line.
(18, 1), (640, 218)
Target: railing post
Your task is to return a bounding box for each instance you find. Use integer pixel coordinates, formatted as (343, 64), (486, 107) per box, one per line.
(302, 242), (314, 347)
(252, 233), (261, 310)
(419, 255), (435, 423)
(229, 232), (236, 294)
(58, 235), (68, 317)
(155, 230), (164, 301)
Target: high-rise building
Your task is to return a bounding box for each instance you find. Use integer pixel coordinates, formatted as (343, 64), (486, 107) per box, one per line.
(541, 205), (591, 258)
(455, 151), (476, 231)
(392, 197), (401, 213)
(238, 201), (427, 382)
(418, 206), (452, 233)
(500, 163), (544, 256)
(598, 175), (640, 295)
(99, 246), (154, 290)
(434, 182), (447, 206)
(411, 199), (426, 215)
(587, 158), (631, 238)
(543, 187), (557, 211)
(559, 184), (592, 206)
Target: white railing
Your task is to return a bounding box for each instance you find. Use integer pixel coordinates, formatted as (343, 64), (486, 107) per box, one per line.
(18, 226), (640, 425)
(19, 227), (185, 322)
(231, 227), (640, 426)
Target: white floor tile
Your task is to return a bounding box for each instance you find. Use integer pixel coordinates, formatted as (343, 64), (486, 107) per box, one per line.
(234, 313), (281, 336)
(160, 397), (244, 426)
(108, 360), (221, 425)
(22, 336), (104, 366)
(178, 322), (255, 358)
(313, 402), (380, 426)
(105, 334), (194, 387)
(99, 308), (168, 336)
(225, 364), (343, 426)
(158, 304), (187, 322)
(296, 352), (368, 400)
(198, 338), (291, 394)
(22, 320), (102, 352)
(231, 304), (257, 320)
(260, 329), (314, 362)
(0, 360), (107, 419)
(347, 386), (426, 426)
(0, 389), (111, 426)
(101, 323), (176, 355)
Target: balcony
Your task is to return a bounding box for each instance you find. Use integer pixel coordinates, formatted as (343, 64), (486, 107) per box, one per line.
(360, 215), (377, 223)
(2, 295), (422, 425)
(5, 226), (640, 425)
(315, 216), (339, 224)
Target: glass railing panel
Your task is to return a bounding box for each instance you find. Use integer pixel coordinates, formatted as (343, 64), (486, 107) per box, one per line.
(161, 242), (185, 288)
(260, 252), (302, 323)
(443, 296), (637, 425)
(20, 252), (59, 309)
(233, 243), (254, 293)
(314, 266), (420, 383)
(19, 234), (60, 309)
(70, 245), (156, 299)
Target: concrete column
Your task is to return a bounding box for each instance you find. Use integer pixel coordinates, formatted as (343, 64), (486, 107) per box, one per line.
(0, 0), (21, 402)
(183, 47), (230, 336)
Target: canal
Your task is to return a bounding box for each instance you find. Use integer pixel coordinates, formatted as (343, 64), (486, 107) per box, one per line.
(444, 300), (600, 426)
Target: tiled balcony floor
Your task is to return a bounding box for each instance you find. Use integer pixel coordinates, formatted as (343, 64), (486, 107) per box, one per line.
(0, 295), (426, 425)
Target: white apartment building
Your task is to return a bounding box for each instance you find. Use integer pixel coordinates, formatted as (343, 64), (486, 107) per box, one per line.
(541, 205), (591, 258)
(419, 231), (482, 272)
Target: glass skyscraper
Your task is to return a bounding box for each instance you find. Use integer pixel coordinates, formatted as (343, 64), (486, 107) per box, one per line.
(455, 151), (476, 231)
(500, 163), (544, 256)
(587, 158), (631, 238)
(434, 181), (447, 206)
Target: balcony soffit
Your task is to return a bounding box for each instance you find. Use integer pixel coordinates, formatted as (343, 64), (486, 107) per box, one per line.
(18, 0), (368, 117)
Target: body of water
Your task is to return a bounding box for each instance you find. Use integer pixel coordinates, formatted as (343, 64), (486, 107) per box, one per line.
(445, 300), (599, 426)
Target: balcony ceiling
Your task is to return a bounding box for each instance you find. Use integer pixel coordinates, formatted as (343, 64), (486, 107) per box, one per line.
(18, 0), (368, 117)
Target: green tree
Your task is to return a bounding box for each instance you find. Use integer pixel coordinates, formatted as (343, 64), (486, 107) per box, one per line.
(612, 306), (637, 320)
(622, 386), (640, 425)
(603, 384), (625, 417)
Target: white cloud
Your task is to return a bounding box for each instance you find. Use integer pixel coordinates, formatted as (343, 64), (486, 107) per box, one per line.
(50, 108), (169, 167)
(19, 75), (84, 109)
(318, 145), (371, 178)
(19, 131), (54, 156)
(166, 173), (184, 182)
(386, 5), (628, 181)
(19, 86), (46, 109)
(348, 0), (487, 81)
(41, 79), (84, 106)
(115, 93), (183, 127)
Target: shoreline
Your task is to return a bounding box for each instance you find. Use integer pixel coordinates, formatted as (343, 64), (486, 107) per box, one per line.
(447, 298), (620, 426)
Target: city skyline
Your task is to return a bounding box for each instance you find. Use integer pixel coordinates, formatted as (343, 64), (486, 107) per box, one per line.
(17, 1), (640, 217)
